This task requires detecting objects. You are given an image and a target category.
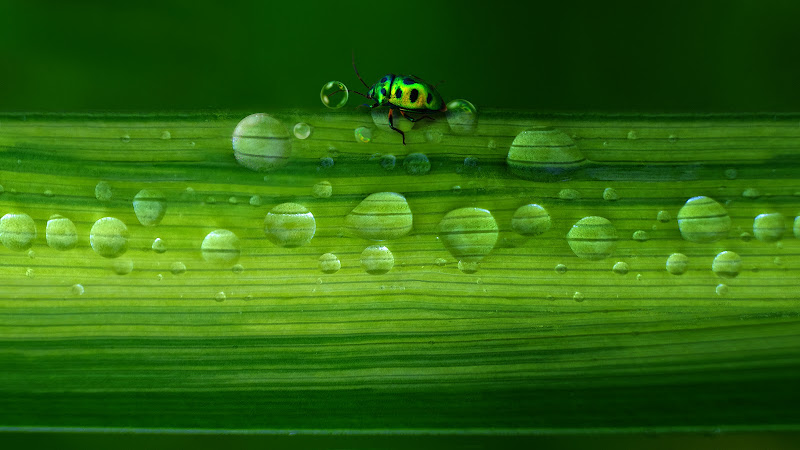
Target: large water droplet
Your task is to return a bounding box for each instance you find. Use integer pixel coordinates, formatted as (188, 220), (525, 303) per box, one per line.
(612, 261), (629, 275)
(753, 213), (785, 242)
(72, 284), (85, 296)
(666, 253), (689, 275)
(677, 196), (731, 243)
(445, 99), (477, 135)
(264, 203), (316, 247)
(0, 213), (36, 251)
(403, 153), (431, 175)
(712, 251), (741, 278)
(438, 207), (498, 262)
(511, 204), (551, 236)
(345, 192), (413, 241)
(507, 128), (586, 181)
(320, 80), (348, 109)
(602, 187), (620, 201)
(201, 229), (240, 264)
(319, 253), (341, 274)
(133, 189), (167, 226)
(354, 127), (373, 143)
(566, 216), (617, 260)
(361, 245), (394, 274)
(232, 113), (292, 172)
(90, 217), (129, 258)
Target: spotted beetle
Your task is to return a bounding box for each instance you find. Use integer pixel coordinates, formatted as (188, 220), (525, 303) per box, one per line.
(351, 53), (446, 145)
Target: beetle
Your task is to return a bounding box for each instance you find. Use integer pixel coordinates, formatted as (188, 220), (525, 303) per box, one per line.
(350, 54), (446, 145)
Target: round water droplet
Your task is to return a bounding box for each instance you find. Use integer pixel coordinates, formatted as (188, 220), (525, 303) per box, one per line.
(445, 99), (477, 135)
(354, 126), (372, 143)
(152, 238), (166, 253)
(228, 196), (238, 204)
(794, 216), (800, 239)
(668, 134), (678, 143)
(264, 203), (316, 247)
(573, 292), (585, 302)
(132, 189), (167, 226)
(511, 204), (551, 237)
(215, 291), (227, 302)
(657, 210), (672, 223)
(72, 284), (85, 296)
(319, 253), (341, 274)
(627, 130), (638, 140)
(602, 188), (619, 201)
(435, 257), (447, 266)
(613, 261), (629, 275)
(742, 188), (761, 199)
(554, 263), (567, 274)
(25, 268), (34, 278)
(361, 245), (394, 275)
(320, 80), (348, 109)
(632, 230), (650, 241)
(371, 106), (413, 133)
(159, 130), (171, 140)
(121, 135), (131, 143)
(507, 128), (586, 181)
(318, 156), (335, 171)
(293, 122), (312, 139)
(201, 229), (240, 264)
(458, 260), (479, 274)
(232, 264), (244, 274)
(715, 284), (729, 296)
(724, 168), (738, 179)
(27, 249), (35, 259)
(249, 195), (262, 206)
(425, 129), (443, 143)
(95, 181), (112, 201)
(566, 216), (617, 260)
(0, 213), (36, 251)
(558, 189), (580, 200)
(712, 251), (741, 278)
(170, 261), (187, 275)
(346, 192), (412, 241)
(90, 217), (128, 258)
(438, 207), (498, 262)
(232, 113), (292, 172)
(312, 181), (332, 198)
(753, 213), (785, 242)
(112, 258), (134, 275)
(380, 154), (396, 170)
(666, 253), (689, 275)
(43, 189), (53, 197)
(677, 196), (731, 243)
(403, 153), (431, 175)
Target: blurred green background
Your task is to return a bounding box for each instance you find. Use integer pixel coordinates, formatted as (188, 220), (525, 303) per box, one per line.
(0, 0), (798, 112)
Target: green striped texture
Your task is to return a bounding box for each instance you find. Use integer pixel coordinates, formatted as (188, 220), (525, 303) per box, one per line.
(1, 111), (799, 431)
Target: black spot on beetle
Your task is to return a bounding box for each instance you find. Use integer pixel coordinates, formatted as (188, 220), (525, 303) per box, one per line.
(395, 88), (403, 98)
(409, 89), (419, 103)
(403, 77), (415, 85)
(381, 76), (388, 83)
(427, 92), (433, 104)
(381, 87), (387, 96)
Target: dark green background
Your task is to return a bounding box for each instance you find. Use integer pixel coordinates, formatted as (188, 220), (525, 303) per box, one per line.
(0, 0), (798, 112)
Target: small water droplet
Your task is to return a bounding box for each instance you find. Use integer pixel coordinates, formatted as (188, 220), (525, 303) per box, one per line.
(677, 196), (731, 243)
(512, 204), (551, 237)
(724, 168), (738, 179)
(25, 268), (34, 278)
(0, 213), (37, 251)
(573, 291), (585, 302)
(753, 213), (785, 242)
(445, 99), (477, 135)
(354, 126), (372, 143)
(602, 187), (619, 201)
(226, 196), (237, 205)
(95, 181), (112, 201)
(666, 253), (689, 275)
(380, 154), (396, 170)
(133, 189), (167, 226)
(612, 261), (629, 275)
(27, 249), (35, 259)
(121, 135), (131, 143)
(435, 257), (447, 266)
(319, 253), (341, 274)
(773, 256), (783, 266)
(112, 258), (134, 275)
(458, 260), (479, 274)
(232, 264), (244, 274)
(712, 251), (741, 278)
(451, 185), (462, 194)
(626, 130), (638, 140)
(361, 245), (394, 275)
(318, 157), (335, 171)
(152, 238), (166, 253)
(403, 153), (431, 175)
(320, 81), (348, 109)
(232, 113), (292, 172)
(293, 122), (312, 139)
(312, 181), (333, 199)
(170, 261), (187, 275)
(566, 216), (617, 260)
(215, 291), (227, 302)
(424, 129), (443, 143)
(264, 203), (316, 247)
(160, 130), (171, 140)
(43, 189), (53, 197)
(742, 188), (761, 199)
(740, 232), (753, 242)
(715, 284), (729, 296)
(632, 230), (650, 241)
(72, 284), (85, 295)
(201, 229), (240, 264)
(249, 195), (262, 206)
(558, 189), (580, 200)
(668, 134), (678, 143)
(657, 210), (672, 222)
(554, 263), (567, 274)
(90, 217), (128, 258)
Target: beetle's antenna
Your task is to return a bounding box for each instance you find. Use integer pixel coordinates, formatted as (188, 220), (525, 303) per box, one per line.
(352, 50), (370, 89)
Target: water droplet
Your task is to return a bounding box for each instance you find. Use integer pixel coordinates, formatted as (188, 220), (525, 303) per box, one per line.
(72, 284), (85, 295)
(95, 181), (112, 201)
(215, 291), (227, 302)
(554, 263), (567, 274)
(636, 273), (644, 281)
(156, 274), (163, 281)
(90, 217), (128, 258)
(27, 249), (35, 259)
(794, 216), (800, 239)
(346, 192), (412, 241)
(666, 253), (689, 275)
(626, 130), (638, 140)
(361, 245), (394, 275)
(403, 153), (431, 175)
(380, 154), (396, 170)
(724, 168), (738, 179)
(121, 135), (131, 143)
(319, 253), (341, 274)
(435, 257), (447, 266)
(228, 196), (238, 204)
(312, 181), (333, 199)
(451, 185), (462, 194)
(152, 238), (166, 253)
(566, 216), (617, 260)
(205, 196), (216, 204)
(320, 80), (348, 109)
(132, 189), (167, 226)
(43, 189), (53, 197)
(740, 232), (754, 242)
(753, 213), (785, 242)
(632, 230), (650, 241)
(613, 261), (629, 275)
(249, 195), (262, 206)
(668, 134), (678, 143)
(558, 189), (580, 200)
(602, 187), (619, 201)
(318, 157), (335, 171)
(438, 207), (498, 262)
(201, 229), (240, 264)
(511, 204), (551, 236)
(712, 251), (741, 278)
(354, 126), (372, 143)
(170, 261), (187, 275)
(159, 130), (171, 140)
(264, 203), (316, 247)
(232, 113), (292, 172)
(293, 122), (312, 139)
(677, 196), (731, 243)
(507, 128), (585, 180)
(232, 264), (244, 274)
(458, 260), (479, 274)
(657, 210), (672, 223)
(112, 258), (134, 275)
(25, 268), (34, 278)
(0, 213), (36, 251)
(445, 99), (477, 135)
(715, 284), (729, 296)
(573, 291), (585, 302)
(773, 256), (783, 266)
(742, 188), (761, 199)
(424, 129), (443, 143)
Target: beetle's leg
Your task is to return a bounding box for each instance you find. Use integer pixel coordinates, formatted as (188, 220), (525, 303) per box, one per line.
(387, 108), (406, 145)
(398, 109), (435, 123)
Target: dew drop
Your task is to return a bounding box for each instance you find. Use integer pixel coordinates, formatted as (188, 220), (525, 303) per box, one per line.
(403, 153), (431, 175)
(668, 134), (678, 143)
(0, 213), (36, 251)
(95, 181), (112, 201)
(507, 128), (585, 181)
(132, 189), (167, 226)
(228, 196), (238, 204)
(380, 154), (396, 170)
(626, 130), (638, 140)
(232, 264), (244, 274)
(354, 126), (372, 143)
(715, 284), (729, 296)
(794, 216), (800, 239)
(677, 196), (731, 243)
(201, 229), (240, 264)
(558, 189), (580, 200)
(320, 80), (348, 109)
(458, 260), (479, 274)
(25, 268), (34, 278)
(712, 251), (741, 278)
(438, 207), (498, 263)
(121, 135), (131, 143)
(612, 261), (629, 275)
(602, 187), (620, 201)
(632, 230), (650, 241)
(215, 291), (227, 302)
(753, 213), (785, 242)
(657, 210), (672, 223)
(43, 189), (53, 197)
(424, 129), (443, 143)
(724, 168), (738, 179)
(170, 261), (187, 275)
(151, 238), (166, 253)
(566, 216), (617, 260)
(160, 130), (171, 140)
(112, 258), (134, 275)
(232, 113), (292, 172)
(361, 245), (394, 275)
(666, 253), (689, 275)
(249, 195), (262, 206)
(72, 284), (85, 296)
(319, 253), (341, 274)
(435, 257), (447, 266)
(511, 204), (551, 237)
(573, 291), (585, 302)
(554, 263), (567, 274)
(90, 217), (128, 258)
(293, 122), (312, 139)
(318, 157), (335, 170)
(264, 203), (316, 247)
(312, 181), (333, 199)
(346, 192), (412, 241)
(445, 99), (477, 135)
